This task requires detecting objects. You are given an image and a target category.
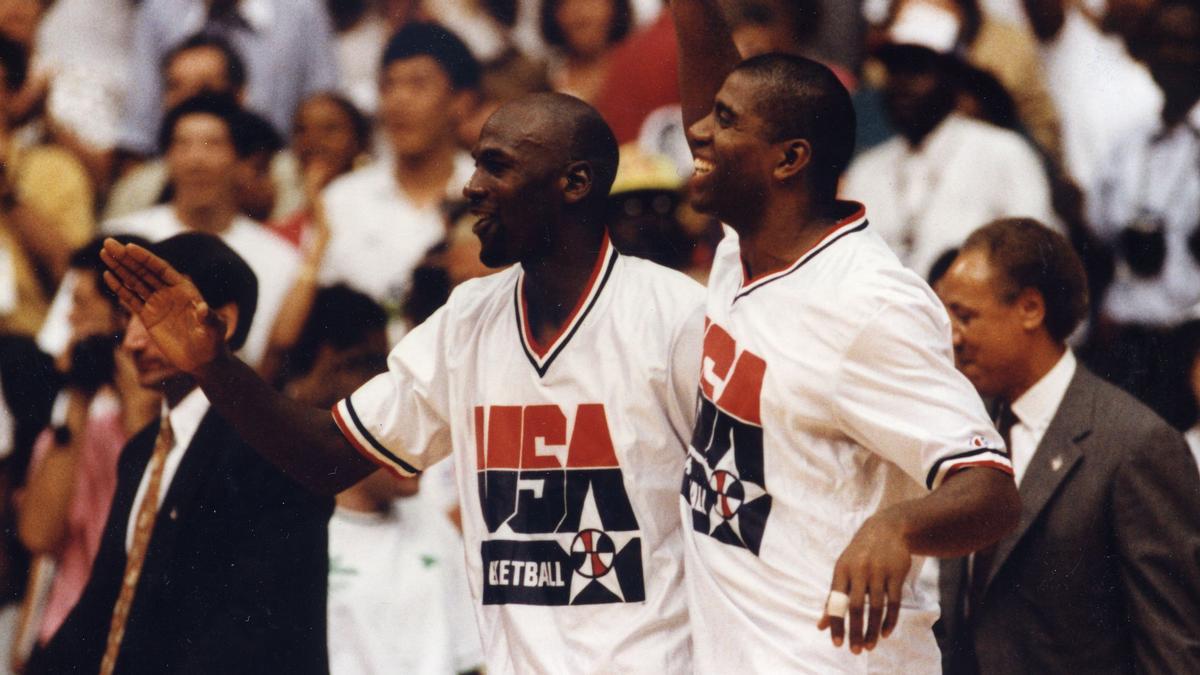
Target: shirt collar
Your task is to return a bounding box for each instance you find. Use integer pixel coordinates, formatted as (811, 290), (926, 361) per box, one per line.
(1011, 349), (1076, 432)
(163, 386), (211, 451)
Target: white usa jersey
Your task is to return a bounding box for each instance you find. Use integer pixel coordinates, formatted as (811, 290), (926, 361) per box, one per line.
(680, 204), (1012, 674)
(334, 237), (703, 675)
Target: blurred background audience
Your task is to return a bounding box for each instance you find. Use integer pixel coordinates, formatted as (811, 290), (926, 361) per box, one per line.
(0, 1), (1196, 672)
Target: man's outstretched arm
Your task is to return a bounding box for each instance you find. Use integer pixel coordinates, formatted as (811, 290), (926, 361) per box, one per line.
(101, 239), (376, 494)
(669, 0), (742, 134)
(817, 467), (1020, 654)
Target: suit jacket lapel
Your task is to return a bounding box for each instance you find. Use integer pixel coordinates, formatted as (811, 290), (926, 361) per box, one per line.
(984, 368), (1093, 591)
(138, 411), (226, 570)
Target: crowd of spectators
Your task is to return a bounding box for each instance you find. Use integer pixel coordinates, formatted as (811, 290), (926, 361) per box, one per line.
(0, 0), (1195, 672)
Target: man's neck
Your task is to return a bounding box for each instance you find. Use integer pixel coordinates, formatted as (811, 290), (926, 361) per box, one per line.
(521, 222), (605, 345)
(735, 193), (842, 280)
(1161, 92), (1200, 130)
(1003, 340), (1067, 406)
(393, 140), (459, 209)
(901, 108), (953, 150)
(162, 378), (198, 409)
(173, 200), (237, 235)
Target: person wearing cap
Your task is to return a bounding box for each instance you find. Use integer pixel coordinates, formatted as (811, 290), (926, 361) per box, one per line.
(841, 7), (1056, 280)
(317, 22), (481, 326)
(27, 232), (333, 675)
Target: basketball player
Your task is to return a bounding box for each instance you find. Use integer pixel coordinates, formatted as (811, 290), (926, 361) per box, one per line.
(668, 1), (1021, 672)
(100, 93), (701, 674)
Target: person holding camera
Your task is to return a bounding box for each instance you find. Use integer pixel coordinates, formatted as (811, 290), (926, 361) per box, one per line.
(12, 237), (156, 666)
(1085, 0), (1200, 430)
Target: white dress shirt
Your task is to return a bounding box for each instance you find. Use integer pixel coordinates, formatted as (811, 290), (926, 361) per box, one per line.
(1009, 350), (1078, 485)
(1088, 102), (1200, 327)
(125, 388), (210, 552)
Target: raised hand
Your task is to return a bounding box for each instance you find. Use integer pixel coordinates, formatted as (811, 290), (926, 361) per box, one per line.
(100, 238), (229, 375)
(816, 511), (911, 654)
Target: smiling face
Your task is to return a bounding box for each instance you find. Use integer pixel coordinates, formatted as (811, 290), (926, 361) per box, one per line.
(463, 106), (568, 268)
(936, 247), (1031, 401)
(686, 70), (777, 227)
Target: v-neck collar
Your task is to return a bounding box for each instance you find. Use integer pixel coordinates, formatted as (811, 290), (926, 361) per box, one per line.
(514, 234), (618, 377)
(735, 202), (868, 302)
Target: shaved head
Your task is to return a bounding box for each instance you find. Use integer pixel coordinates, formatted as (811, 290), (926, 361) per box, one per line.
(485, 92), (620, 205)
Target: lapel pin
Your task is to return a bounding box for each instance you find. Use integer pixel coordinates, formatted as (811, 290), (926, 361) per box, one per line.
(169, 508), (179, 521)
(1050, 456), (1064, 472)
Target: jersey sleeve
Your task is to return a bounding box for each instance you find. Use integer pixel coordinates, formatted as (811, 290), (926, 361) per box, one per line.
(666, 300), (706, 451)
(832, 295), (1013, 491)
(333, 304), (454, 477)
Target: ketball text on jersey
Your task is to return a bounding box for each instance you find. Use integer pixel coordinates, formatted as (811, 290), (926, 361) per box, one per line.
(475, 403), (646, 606)
(683, 320), (772, 555)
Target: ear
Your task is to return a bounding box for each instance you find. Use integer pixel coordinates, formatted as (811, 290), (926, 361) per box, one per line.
(213, 303), (240, 344)
(560, 161), (595, 205)
(1015, 287), (1046, 332)
(774, 139), (812, 182)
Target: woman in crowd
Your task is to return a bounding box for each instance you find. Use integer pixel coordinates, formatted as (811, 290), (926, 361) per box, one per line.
(541, 0), (631, 102)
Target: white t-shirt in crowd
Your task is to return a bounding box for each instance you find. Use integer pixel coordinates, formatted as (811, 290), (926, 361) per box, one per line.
(328, 498), (483, 675)
(681, 206), (1012, 674)
(1039, 7), (1161, 201)
(102, 205), (300, 368)
(842, 113), (1057, 279)
(1087, 102), (1200, 327)
(333, 237), (704, 674)
(319, 154), (474, 314)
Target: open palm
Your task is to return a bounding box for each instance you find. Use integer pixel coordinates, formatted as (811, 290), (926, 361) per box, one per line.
(100, 238), (228, 374)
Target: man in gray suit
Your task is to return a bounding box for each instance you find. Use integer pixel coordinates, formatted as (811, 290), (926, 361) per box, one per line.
(935, 217), (1200, 674)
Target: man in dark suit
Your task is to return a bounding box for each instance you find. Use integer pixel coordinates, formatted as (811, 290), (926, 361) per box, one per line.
(935, 217), (1200, 674)
(28, 233), (332, 675)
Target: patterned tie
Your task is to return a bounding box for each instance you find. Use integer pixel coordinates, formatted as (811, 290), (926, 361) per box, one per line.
(99, 415), (175, 675)
(965, 405), (1018, 620)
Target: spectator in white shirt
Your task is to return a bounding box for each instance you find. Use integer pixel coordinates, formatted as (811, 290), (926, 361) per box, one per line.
(318, 23), (480, 323)
(103, 93), (299, 371)
(1084, 0), (1200, 430)
(842, 38), (1055, 279)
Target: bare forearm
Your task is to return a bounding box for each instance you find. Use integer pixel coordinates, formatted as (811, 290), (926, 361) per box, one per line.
(18, 392), (91, 553)
(195, 350), (376, 494)
(885, 468), (1019, 558)
(669, 0), (741, 133)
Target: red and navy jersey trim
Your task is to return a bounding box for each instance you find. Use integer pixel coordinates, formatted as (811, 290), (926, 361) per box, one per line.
(332, 397), (421, 478)
(514, 235), (618, 377)
(734, 202), (868, 303)
(925, 447), (1013, 490)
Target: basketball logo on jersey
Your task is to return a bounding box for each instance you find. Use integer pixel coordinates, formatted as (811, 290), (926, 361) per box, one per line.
(475, 403), (645, 606)
(682, 320), (772, 555)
